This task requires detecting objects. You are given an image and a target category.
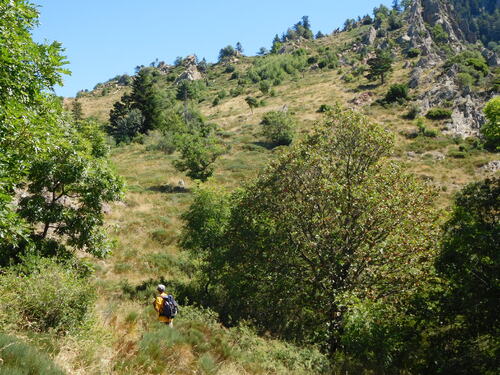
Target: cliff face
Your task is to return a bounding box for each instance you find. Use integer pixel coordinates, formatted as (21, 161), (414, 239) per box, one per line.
(404, 0), (496, 137)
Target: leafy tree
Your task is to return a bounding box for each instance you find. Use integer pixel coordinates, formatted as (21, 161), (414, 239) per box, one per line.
(0, 0), (69, 253)
(108, 108), (145, 144)
(481, 96), (500, 151)
(182, 105), (439, 354)
(245, 96), (259, 114)
(426, 177), (500, 374)
(173, 130), (224, 182)
(367, 49), (393, 84)
(270, 34), (282, 54)
(16, 123), (123, 261)
(260, 111), (296, 146)
(218, 45), (237, 62)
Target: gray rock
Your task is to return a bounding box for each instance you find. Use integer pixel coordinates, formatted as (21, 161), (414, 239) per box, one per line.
(481, 160), (500, 173)
(408, 67), (423, 88)
(481, 48), (499, 67)
(175, 55), (203, 83)
(363, 27), (377, 46)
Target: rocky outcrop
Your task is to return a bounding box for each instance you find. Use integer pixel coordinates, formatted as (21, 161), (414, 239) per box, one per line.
(405, 0), (466, 62)
(175, 55), (203, 83)
(362, 27), (377, 46)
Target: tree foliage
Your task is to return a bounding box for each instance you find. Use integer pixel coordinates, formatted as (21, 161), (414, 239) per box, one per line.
(366, 50), (393, 84)
(0, 2), (123, 266)
(421, 177), (500, 375)
(181, 106), (439, 354)
(481, 96), (500, 151)
(260, 110), (296, 146)
(0, 0), (67, 254)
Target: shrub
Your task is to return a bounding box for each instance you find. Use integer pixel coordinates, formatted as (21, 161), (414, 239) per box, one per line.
(218, 45), (237, 62)
(385, 84), (409, 103)
(481, 97), (500, 151)
(260, 111), (296, 146)
(407, 48), (421, 58)
(426, 107), (452, 120)
(259, 80), (271, 95)
(212, 96), (220, 106)
(342, 74), (354, 83)
(230, 87), (243, 97)
(217, 90), (227, 100)
(465, 57), (489, 76)
(0, 257), (96, 333)
(147, 136), (176, 154)
(448, 150), (468, 158)
(405, 105), (420, 119)
(224, 64), (236, 73)
(457, 72), (475, 88)
(0, 334), (65, 375)
(246, 54), (308, 84)
(318, 104), (333, 113)
(431, 23), (448, 44)
(423, 129), (438, 138)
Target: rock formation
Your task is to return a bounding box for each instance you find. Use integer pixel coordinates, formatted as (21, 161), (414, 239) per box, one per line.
(175, 55), (203, 83)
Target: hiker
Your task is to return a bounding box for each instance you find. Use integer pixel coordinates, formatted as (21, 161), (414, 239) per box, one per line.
(153, 284), (177, 327)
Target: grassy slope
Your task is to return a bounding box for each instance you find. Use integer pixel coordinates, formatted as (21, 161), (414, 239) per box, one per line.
(59, 26), (499, 374)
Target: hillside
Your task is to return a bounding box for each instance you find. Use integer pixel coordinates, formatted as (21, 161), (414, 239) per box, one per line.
(2, 1), (499, 374)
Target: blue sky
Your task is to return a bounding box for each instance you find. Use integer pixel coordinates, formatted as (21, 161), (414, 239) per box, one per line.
(33, 0), (393, 97)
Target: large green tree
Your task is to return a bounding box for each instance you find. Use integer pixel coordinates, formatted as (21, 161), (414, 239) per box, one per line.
(0, 0), (69, 252)
(423, 177), (499, 375)
(0, 1), (123, 265)
(181, 106), (439, 353)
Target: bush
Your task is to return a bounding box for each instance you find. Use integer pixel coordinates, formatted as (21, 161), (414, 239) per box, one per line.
(405, 105), (420, 119)
(224, 64), (236, 73)
(342, 74), (354, 83)
(0, 257), (96, 333)
(407, 48), (421, 58)
(457, 72), (475, 88)
(481, 97), (500, 151)
(423, 129), (438, 138)
(426, 108), (452, 120)
(0, 334), (65, 375)
(385, 84), (409, 103)
(318, 104), (333, 113)
(246, 54), (308, 84)
(230, 87), (243, 97)
(260, 111), (296, 146)
(448, 150), (468, 158)
(259, 80), (271, 95)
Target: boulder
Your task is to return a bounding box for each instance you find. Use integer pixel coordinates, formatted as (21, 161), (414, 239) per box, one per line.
(363, 27), (377, 46)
